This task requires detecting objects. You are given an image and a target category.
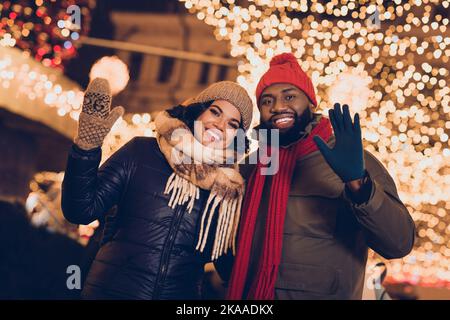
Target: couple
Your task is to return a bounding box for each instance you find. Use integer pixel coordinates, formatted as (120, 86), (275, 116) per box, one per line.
(62, 53), (415, 300)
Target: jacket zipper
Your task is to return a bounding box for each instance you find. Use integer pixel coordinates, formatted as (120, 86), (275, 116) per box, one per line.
(152, 204), (186, 299)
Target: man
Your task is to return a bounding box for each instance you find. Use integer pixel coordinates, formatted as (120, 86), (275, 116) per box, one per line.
(226, 53), (416, 300)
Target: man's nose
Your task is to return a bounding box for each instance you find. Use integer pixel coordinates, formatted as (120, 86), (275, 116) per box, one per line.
(271, 99), (289, 114)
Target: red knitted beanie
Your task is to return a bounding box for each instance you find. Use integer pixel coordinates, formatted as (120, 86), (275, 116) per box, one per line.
(255, 53), (317, 107)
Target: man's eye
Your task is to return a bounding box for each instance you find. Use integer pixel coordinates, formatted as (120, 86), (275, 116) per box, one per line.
(285, 95), (295, 101)
(262, 99), (272, 105)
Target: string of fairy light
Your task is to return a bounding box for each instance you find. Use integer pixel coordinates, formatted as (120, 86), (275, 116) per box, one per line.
(178, 0), (450, 286)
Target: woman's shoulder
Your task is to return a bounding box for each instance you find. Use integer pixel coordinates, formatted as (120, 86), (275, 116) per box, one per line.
(123, 136), (167, 165)
(125, 136), (160, 155)
(129, 136), (158, 148)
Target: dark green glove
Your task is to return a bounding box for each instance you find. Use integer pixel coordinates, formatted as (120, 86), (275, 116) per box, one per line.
(313, 103), (365, 183)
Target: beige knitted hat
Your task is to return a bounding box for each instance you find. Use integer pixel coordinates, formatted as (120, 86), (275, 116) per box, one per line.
(189, 81), (254, 131)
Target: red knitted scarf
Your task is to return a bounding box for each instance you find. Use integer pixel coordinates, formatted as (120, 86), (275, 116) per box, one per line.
(227, 117), (332, 300)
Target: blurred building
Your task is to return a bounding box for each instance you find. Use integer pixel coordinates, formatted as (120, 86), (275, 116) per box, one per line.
(110, 11), (237, 115)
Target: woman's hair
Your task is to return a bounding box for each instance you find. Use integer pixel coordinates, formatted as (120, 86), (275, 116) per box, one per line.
(166, 101), (250, 155)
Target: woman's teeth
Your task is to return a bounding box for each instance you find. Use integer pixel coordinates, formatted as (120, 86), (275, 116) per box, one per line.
(205, 129), (222, 142)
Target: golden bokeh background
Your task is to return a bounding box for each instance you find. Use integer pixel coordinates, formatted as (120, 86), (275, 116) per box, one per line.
(179, 0), (450, 286)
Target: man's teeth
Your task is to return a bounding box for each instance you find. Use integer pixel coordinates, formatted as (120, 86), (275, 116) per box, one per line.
(275, 117), (293, 124)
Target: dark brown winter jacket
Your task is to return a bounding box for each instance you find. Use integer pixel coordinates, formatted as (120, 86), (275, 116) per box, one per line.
(239, 136), (416, 300)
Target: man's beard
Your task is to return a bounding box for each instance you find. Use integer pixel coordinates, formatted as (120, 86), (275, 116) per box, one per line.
(260, 108), (314, 147)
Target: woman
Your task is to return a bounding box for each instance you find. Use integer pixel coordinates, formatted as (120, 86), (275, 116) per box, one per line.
(61, 78), (253, 299)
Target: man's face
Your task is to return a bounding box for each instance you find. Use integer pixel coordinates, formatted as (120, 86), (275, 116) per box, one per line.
(259, 83), (314, 141)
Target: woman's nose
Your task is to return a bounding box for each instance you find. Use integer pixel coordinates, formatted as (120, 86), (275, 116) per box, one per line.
(213, 118), (227, 132)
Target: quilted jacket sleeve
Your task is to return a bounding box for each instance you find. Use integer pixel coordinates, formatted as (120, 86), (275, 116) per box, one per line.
(61, 139), (136, 225)
(343, 151), (416, 259)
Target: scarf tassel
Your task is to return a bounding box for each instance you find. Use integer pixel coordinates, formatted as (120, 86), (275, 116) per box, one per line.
(164, 172), (243, 260)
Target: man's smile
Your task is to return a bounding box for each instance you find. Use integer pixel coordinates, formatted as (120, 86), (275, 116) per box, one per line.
(271, 113), (296, 129)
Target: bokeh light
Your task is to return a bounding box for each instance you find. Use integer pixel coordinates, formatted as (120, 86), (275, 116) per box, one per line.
(179, 0), (450, 287)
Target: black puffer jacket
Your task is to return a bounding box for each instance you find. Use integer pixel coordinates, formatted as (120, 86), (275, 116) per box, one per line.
(62, 137), (219, 299)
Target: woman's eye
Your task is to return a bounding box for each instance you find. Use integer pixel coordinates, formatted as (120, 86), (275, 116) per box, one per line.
(229, 123), (239, 129)
(210, 108), (220, 116)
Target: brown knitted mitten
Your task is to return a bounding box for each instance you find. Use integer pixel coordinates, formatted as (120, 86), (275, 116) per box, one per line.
(74, 78), (124, 150)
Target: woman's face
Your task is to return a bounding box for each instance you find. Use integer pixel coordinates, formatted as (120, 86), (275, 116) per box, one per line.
(194, 100), (242, 150)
